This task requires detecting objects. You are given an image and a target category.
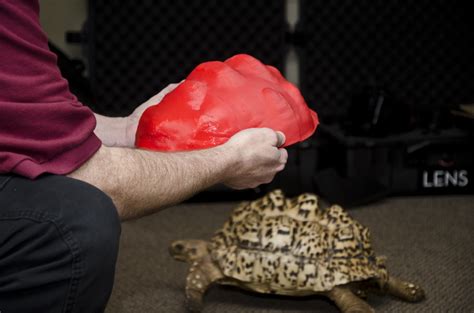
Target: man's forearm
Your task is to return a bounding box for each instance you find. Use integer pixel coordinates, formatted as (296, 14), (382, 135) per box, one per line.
(69, 128), (287, 220)
(68, 145), (234, 220)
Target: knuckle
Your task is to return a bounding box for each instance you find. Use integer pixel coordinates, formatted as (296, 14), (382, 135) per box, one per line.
(250, 183), (260, 189)
(272, 150), (282, 160)
(259, 127), (275, 138)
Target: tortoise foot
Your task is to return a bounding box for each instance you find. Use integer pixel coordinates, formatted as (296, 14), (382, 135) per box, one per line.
(386, 276), (425, 302)
(185, 302), (203, 312)
(342, 304), (375, 313)
(399, 281), (425, 302)
(185, 290), (204, 313)
(329, 287), (375, 313)
(342, 305), (375, 313)
(354, 289), (369, 300)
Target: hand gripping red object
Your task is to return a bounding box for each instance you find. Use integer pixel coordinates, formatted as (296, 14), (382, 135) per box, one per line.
(135, 54), (318, 151)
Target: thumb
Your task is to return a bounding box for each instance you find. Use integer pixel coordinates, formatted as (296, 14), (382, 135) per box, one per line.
(275, 131), (286, 147)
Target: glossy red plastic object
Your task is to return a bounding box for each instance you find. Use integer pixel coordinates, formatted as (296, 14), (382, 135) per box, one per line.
(136, 54), (318, 151)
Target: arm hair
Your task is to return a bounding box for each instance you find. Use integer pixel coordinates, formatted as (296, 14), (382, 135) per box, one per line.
(68, 145), (235, 220)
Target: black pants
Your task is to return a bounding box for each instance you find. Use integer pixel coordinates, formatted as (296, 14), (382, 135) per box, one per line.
(0, 174), (121, 313)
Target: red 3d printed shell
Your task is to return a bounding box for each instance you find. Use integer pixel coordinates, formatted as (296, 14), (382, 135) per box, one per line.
(136, 54), (318, 151)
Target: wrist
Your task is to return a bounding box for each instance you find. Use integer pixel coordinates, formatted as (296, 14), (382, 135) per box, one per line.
(214, 142), (241, 184)
(124, 115), (138, 147)
(94, 114), (131, 147)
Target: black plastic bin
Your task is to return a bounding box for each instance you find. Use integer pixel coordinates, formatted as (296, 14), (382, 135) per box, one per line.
(314, 124), (474, 206)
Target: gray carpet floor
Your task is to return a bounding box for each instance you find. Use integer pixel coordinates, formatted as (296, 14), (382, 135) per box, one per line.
(105, 195), (474, 313)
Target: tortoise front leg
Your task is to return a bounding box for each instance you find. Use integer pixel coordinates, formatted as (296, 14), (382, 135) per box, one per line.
(383, 276), (425, 302)
(185, 258), (224, 312)
(327, 286), (375, 313)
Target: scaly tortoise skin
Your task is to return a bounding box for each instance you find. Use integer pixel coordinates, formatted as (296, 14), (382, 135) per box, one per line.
(170, 190), (425, 312)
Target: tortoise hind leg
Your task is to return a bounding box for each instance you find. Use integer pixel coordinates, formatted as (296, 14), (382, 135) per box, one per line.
(185, 258), (224, 312)
(327, 286), (375, 313)
(383, 276), (425, 302)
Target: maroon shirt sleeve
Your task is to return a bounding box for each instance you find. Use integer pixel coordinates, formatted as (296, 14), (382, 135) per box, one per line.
(0, 0), (101, 179)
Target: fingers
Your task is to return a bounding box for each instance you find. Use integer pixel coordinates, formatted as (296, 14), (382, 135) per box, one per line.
(230, 128), (286, 148)
(164, 81), (182, 92)
(223, 127), (288, 190)
(275, 149), (287, 172)
(262, 128), (285, 147)
(278, 148), (288, 164)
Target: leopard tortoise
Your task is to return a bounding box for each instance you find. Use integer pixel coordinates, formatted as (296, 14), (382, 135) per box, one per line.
(170, 190), (425, 312)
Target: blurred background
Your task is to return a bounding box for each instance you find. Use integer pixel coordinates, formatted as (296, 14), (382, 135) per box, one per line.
(41, 0), (474, 206)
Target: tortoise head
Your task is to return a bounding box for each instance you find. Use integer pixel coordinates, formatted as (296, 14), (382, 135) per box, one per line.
(169, 239), (209, 263)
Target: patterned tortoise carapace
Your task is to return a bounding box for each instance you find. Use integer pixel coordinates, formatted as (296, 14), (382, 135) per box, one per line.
(135, 54), (318, 151)
(169, 190), (426, 313)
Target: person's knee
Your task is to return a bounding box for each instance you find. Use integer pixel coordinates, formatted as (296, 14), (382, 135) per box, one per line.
(59, 178), (122, 311)
(66, 178), (121, 269)
(0, 175), (122, 312)
(2, 175), (122, 262)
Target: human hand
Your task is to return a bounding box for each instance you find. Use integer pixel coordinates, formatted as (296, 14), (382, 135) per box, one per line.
(221, 128), (288, 189)
(125, 82), (181, 145)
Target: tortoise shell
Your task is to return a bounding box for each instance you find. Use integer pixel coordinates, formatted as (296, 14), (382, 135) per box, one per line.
(210, 190), (386, 292)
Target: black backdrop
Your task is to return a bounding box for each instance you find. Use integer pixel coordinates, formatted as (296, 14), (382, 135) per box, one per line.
(87, 0), (287, 116)
(298, 0), (474, 121)
(87, 0), (474, 119)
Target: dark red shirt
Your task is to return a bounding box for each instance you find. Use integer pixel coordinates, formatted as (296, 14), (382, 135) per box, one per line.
(0, 0), (101, 179)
